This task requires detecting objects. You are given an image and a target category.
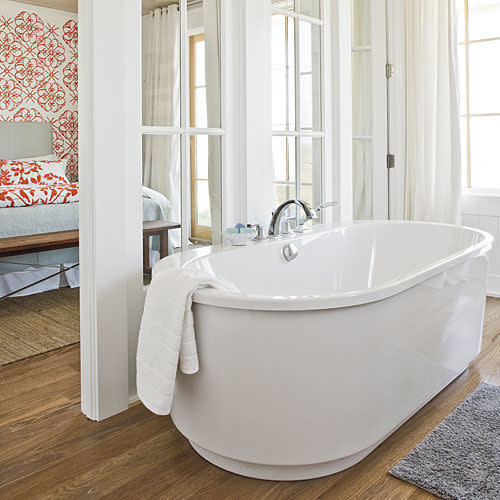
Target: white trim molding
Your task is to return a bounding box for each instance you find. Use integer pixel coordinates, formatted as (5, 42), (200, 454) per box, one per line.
(487, 275), (500, 298)
(124, 0), (144, 403)
(463, 189), (500, 216)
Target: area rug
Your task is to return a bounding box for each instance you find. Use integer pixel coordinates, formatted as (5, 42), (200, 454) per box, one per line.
(390, 383), (500, 500)
(0, 287), (79, 366)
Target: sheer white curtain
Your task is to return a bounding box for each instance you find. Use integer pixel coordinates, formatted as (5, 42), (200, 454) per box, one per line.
(142, 6), (181, 245)
(404, 0), (461, 223)
(203, 0), (222, 242)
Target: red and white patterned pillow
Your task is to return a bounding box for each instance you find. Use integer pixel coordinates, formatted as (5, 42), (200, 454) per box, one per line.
(0, 159), (69, 186)
(0, 182), (79, 208)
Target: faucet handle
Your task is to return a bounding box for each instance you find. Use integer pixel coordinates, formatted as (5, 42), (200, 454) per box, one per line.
(280, 219), (293, 236)
(293, 201), (337, 233)
(247, 223), (266, 240)
(315, 201), (337, 213)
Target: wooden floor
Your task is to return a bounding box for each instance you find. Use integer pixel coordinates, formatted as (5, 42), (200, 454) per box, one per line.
(1, 300), (500, 500)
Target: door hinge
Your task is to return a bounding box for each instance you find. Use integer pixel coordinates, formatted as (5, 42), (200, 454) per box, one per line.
(386, 153), (395, 169)
(385, 63), (394, 79)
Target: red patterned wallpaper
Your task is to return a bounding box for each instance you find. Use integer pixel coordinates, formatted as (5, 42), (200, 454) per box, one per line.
(0, 10), (78, 180)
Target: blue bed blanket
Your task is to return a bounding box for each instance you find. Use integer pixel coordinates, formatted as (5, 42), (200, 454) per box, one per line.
(0, 188), (173, 273)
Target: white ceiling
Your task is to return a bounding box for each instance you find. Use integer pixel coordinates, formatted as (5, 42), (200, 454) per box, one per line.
(142, 0), (179, 14)
(8, 0), (202, 16)
(9, 0), (77, 13)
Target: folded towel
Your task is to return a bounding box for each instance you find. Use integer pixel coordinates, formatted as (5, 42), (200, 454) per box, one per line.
(136, 267), (238, 415)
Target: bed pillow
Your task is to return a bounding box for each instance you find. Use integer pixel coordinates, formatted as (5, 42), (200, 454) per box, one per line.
(16, 154), (60, 162)
(5, 156), (67, 177)
(16, 157), (67, 177)
(0, 159), (69, 186)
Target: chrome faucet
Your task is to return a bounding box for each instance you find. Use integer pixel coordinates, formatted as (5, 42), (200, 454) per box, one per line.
(268, 199), (318, 237)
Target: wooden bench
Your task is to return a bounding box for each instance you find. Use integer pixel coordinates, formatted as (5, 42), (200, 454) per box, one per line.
(0, 221), (181, 271)
(142, 220), (181, 271)
(0, 229), (79, 258)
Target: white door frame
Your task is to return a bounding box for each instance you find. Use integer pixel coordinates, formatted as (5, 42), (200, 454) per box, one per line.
(79, 0), (353, 420)
(386, 0), (406, 220)
(371, 0), (388, 219)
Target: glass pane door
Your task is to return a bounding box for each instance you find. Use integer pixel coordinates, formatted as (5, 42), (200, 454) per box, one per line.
(271, 1), (324, 225)
(141, 0), (223, 280)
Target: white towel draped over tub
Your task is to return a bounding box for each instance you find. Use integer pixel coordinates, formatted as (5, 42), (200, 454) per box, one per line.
(136, 267), (238, 415)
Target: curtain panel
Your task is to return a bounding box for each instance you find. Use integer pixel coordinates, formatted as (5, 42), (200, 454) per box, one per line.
(142, 6), (181, 247)
(404, 0), (462, 224)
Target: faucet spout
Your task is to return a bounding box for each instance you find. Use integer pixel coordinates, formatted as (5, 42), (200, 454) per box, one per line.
(268, 199), (317, 237)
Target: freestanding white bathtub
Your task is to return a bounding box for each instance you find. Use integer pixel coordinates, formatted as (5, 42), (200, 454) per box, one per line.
(154, 221), (492, 480)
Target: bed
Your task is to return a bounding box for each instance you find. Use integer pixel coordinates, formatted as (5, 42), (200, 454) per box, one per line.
(0, 122), (171, 296)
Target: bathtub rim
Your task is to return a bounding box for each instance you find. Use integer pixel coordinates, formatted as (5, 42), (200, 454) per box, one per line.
(153, 221), (493, 311)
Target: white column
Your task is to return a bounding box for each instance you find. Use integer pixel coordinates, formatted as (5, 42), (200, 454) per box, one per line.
(79, 0), (142, 420)
(243, 0), (274, 227)
(330, 0), (353, 225)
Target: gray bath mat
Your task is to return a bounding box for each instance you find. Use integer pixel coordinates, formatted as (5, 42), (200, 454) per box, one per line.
(389, 383), (500, 500)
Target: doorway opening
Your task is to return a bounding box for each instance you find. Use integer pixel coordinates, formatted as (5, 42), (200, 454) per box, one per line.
(0, 0), (80, 367)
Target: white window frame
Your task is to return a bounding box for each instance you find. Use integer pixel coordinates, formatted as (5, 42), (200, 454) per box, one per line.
(140, 0), (226, 251)
(459, 0), (500, 192)
(271, 1), (325, 210)
(457, 0), (500, 224)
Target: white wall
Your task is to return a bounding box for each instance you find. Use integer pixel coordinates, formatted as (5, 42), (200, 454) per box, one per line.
(463, 192), (500, 297)
(0, 0), (79, 179)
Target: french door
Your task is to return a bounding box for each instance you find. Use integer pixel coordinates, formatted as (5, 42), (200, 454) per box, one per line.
(141, 0), (224, 250)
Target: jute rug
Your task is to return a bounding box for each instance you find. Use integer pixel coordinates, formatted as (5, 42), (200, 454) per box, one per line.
(0, 287), (79, 366)
(390, 383), (500, 500)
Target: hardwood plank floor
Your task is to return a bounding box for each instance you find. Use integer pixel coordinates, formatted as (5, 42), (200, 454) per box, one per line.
(1, 298), (499, 500)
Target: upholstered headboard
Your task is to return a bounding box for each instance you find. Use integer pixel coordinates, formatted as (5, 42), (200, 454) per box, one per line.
(0, 122), (53, 160)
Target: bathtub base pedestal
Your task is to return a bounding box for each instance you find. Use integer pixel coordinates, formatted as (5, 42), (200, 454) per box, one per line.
(189, 441), (379, 481)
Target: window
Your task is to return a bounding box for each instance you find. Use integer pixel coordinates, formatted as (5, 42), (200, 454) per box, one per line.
(457, 0), (500, 189)
(141, 0), (223, 257)
(271, 0), (323, 212)
(190, 34), (211, 241)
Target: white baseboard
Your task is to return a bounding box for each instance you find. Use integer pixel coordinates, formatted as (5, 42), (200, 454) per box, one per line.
(487, 275), (500, 298)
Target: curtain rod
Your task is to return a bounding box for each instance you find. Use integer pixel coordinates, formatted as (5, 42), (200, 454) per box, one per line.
(149, 0), (203, 9)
